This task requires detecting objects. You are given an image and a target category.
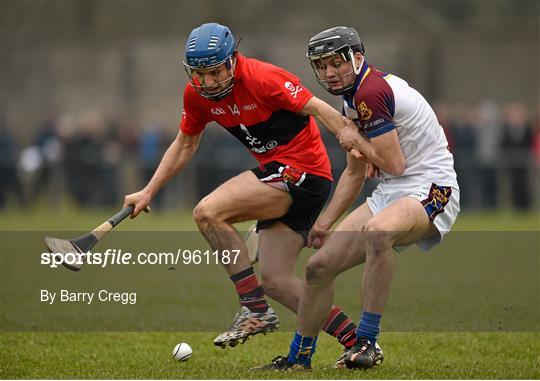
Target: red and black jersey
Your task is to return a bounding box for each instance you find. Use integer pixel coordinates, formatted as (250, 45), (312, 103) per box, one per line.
(180, 54), (332, 180)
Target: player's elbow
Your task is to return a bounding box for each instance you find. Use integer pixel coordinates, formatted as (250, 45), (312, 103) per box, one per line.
(179, 139), (199, 152)
(177, 131), (201, 151)
(386, 158), (406, 176)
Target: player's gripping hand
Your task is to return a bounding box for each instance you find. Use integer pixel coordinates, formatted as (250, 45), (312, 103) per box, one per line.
(307, 222), (331, 249)
(337, 117), (366, 160)
(124, 190), (152, 218)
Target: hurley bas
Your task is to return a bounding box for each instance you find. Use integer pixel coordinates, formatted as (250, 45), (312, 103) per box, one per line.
(41, 289), (137, 305)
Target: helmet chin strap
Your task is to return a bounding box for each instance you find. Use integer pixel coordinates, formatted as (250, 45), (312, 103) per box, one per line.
(353, 55), (364, 76)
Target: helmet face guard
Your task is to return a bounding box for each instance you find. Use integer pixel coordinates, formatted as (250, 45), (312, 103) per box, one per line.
(307, 26), (365, 96)
(308, 45), (361, 96)
(183, 56), (235, 101)
(183, 23), (237, 101)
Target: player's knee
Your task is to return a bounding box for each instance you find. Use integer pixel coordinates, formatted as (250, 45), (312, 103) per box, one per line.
(364, 221), (393, 253)
(192, 199), (215, 228)
(259, 274), (287, 300)
(305, 253), (334, 286)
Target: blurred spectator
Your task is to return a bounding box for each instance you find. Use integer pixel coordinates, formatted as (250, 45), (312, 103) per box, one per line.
(36, 116), (64, 207)
(447, 103), (478, 210)
(138, 123), (169, 208)
(433, 100), (455, 151)
(475, 100), (503, 208)
(532, 112), (540, 166)
(101, 121), (124, 207)
(62, 110), (119, 207)
(17, 145), (44, 204)
(0, 124), (20, 209)
(501, 103), (533, 210)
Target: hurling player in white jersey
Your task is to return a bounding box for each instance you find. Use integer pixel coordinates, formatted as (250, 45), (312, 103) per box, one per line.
(252, 26), (460, 371)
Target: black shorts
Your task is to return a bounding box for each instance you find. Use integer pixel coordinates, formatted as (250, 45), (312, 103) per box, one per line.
(251, 161), (332, 244)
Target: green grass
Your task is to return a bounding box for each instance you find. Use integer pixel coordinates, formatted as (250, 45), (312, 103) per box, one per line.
(1, 208), (539, 378)
(1, 332), (539, 379)
(2, 205), (538, 231)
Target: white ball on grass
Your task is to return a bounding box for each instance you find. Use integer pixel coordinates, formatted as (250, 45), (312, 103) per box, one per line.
(172, 342), (192, 361)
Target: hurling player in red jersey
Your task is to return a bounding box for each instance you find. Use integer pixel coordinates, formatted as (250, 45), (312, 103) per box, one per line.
(124, 23), (368, 350)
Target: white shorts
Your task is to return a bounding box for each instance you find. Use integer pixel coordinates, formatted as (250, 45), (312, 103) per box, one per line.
(366, 181), (460, 251)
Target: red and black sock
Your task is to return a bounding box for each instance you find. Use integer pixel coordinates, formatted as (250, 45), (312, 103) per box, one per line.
(322, 306), (357, 348)
(230, 267), (269, 313)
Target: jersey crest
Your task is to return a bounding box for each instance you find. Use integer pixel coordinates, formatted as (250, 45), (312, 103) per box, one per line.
(421, 183), (452, 221)
(358, 100), (373, 121)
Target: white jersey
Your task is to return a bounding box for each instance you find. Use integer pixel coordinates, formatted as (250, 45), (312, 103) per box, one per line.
(343, 63), (459, 190)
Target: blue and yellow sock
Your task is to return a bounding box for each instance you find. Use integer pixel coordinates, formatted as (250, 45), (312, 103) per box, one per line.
(287, 331), (318, 366)
(356, 310), (381, 344)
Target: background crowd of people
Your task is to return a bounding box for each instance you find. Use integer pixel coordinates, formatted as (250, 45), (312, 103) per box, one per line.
(2, 2), (538, 213)
(1, 100), (538, 212)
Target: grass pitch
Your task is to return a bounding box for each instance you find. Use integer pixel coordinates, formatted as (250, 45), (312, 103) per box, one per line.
(2, 332), (539, 379)
(1, 208), (539, 378)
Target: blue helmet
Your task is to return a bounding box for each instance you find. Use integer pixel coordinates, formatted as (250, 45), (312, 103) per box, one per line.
(185, 23), (236, 68)
(183, 23), (237, 100)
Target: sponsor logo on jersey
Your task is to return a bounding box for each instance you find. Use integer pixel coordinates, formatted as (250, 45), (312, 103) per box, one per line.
(243, 103), (258, 111)
(265, 141), (277, 150)
(358, 100), (373, 121)
(284, 81), (303, 99)
(365, 118), (384, 128)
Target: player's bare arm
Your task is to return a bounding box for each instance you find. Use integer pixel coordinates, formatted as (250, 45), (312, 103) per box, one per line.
(300, 96), (345, 135)
(337, 119), (405, 176)
(308, 153), (367, 248)
(124, 131), (202, 216)
(301, 97), (364, 159)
